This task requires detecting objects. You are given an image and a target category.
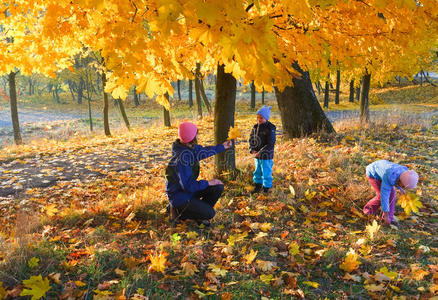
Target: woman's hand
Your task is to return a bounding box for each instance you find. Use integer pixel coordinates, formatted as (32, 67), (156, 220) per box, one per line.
(208, 179), (223, 186)
(223, 140), (232, 149)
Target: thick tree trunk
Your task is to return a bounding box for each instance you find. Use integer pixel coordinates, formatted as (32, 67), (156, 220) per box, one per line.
(188, 80), (193, 107)
(117, 98), (131, 131)
(177, 80), (182, 101)
(214, 64), (236, 173)
(164, 94), (171, 127)
(8, 72), (22, 145)
(359, 73), (371, 124)
(101, 72), (111, 136)
(133, 86), (140, 106)
(335, 70), (341, 104)
(250, 81), (256, 110)
(194, 63), (203, 119)
(349, 80), (355, 102)
(323, 80), (330, 108)
(275, 63), (335, 138)
(262, 87), (265, 104)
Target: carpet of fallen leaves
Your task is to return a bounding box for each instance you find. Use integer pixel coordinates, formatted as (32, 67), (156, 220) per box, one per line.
(0, 109), (437, 299)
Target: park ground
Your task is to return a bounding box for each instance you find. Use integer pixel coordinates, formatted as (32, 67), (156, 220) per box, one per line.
(0, 83), (437, 299)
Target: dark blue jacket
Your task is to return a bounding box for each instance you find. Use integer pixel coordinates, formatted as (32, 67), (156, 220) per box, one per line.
(248, 121), (276, 160)
(366, 160), (408, 212)
(165, 140), (225, 207)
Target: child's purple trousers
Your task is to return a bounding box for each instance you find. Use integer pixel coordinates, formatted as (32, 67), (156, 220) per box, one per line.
(363, 177), (396, 222)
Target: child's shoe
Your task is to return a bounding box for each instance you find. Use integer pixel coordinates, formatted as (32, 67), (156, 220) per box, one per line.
(263, 187), (270, 194)
(251, 183), (263, 194)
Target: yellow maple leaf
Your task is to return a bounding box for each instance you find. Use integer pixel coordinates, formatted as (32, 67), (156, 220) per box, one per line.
(243, 249), (258, 264)
(399, 193), (422, 215)
(0, 282), (7, 300)
(181, 262), (199, 276)
(43, 204), (58, 217)
(20, 275), (51, 300)
(302, 281), (319, 288)
(289, 241), (300, 256)
(411, 268), (429, 281)
(375, 267), (398, 281)
(28, 257), (39, 268)
(260, 223), (272, 232)
(227, 126), (242, 140)
(260, 274), (274, 285)
(364, 284), (385, 292)
(366, 220), (380, 241)
(339, 249), (361, 273)
(256, 260), (276, 272)
(148, 251), (167, 274)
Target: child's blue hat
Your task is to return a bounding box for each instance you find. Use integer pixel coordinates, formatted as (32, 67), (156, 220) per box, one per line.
(256, 105), (272, 121)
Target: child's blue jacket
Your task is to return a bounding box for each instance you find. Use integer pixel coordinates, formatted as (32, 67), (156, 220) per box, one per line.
(165, 140), (225, 207)
(366, 160), (408, 212)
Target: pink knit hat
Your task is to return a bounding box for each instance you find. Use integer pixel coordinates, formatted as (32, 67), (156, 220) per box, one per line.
(178, 122), (198, 143)
(399, 170), (419, 189)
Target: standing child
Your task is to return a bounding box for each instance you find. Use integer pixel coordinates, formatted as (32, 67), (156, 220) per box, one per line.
(364, 160), (419, 225)
(248, 105), (276, 194)
(165, 122), (232, 226)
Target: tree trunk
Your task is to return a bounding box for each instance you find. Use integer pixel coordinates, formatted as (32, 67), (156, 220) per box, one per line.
(101, 72), (111, 136)
(68, 81), (76, 102)
(335, 70), (341, 104)
(349, 80), (355, 102)
(194, 63), (203, 119)
(28, 77), (33, 95)
(359, 73), (371, 124)
(262, 87), (265, 104)
(164, 94), (171, 127)
(250, 81), (256, 110)
(214, 64), (236, 173)
(199, 79), (212, 114)
(355, 85), (360, 101)
(78, 77), (84, 104)
(133, 86), (140, 106)
(87, 93), (93, 132)
(275, 63), (335, 138)
(188, 79), (193, 107)
(117, 98), (131, 130)
(177, 80), (182, 101)
(8, 72), (22, 145)
(323, 80), (330, 108)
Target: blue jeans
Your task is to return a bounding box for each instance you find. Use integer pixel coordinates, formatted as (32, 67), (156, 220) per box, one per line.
(253, 158), (273, 188)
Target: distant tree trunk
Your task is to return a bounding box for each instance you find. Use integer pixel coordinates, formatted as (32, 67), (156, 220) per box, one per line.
(87, 94), (93, 132)
(323, 80), (330, 108)
(250, 81), (256, 110)
(117, 98), (131, 130)
(78, 77), (84, 104)
(28, 77), (33, 95)
(420, 71), (423, 86)
(261, 87), (265, 104)
(356, 84), (360, 101)
(275, 63), (335, 138)
(68, 81), (76, 102)
(133, 86), (140, 106)
(315, 81), (321, 95)
(164, 94), (171, 127)
(214, 64), (236, 173)
(8, 72), (22, 145)
(199, 79), (212, 114)
(101, 72), (111, 136)
(359, 73), (371, 124)
(177, 80), (182, 101)
(335, 70), (341, 104)
(54, 86), (60, 103)
(188, 80), (193, 107)
(195, 63), (203, 119)
(349, 80), (355, 102)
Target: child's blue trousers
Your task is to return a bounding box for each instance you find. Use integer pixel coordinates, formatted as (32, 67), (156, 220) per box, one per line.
(253, 158), (273, 188)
